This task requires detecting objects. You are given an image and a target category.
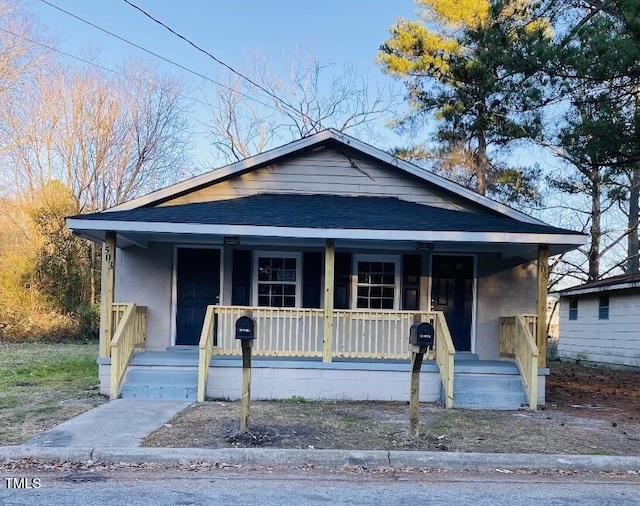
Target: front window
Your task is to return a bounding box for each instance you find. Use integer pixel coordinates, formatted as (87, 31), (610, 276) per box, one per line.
(598, 294), (609, 320)
(353, 256), (400, 309)
(569, 297), (578, 320)
(253, 253), (300, 307)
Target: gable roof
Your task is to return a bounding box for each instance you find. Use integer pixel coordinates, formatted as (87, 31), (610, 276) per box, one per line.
(67, 194), (585, 253)
(106, 129), (544, 225)
(74, 194), (576, 235)
(556, 273), (640, 297)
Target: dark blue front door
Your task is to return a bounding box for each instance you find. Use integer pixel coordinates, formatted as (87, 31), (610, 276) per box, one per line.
(176, 248), (220, 346)
(431, 255), (474, 351)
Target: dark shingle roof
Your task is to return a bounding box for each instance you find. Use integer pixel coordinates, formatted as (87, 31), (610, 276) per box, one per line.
(557, 273), (640, 295)
(72, 194), (578, 235)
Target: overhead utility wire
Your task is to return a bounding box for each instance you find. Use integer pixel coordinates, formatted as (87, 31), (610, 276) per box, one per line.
(0, 26), (213, 108)
(38, 0), (282, 115)
(121, 0), (323, 131)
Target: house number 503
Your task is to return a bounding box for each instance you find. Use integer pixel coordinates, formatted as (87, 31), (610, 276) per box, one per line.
(104, 246), (114, 269)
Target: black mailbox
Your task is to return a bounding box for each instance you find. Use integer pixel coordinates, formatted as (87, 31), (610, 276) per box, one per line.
(409, 322), (435, 347)
(235, 316), (256, 340)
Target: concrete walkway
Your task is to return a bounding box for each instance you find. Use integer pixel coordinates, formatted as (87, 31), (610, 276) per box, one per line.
(26, 399), (190, 448)
(6, 399), (639, 472)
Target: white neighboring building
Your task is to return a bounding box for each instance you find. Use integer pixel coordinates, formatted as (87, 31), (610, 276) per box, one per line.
(556, 273), (640, 369)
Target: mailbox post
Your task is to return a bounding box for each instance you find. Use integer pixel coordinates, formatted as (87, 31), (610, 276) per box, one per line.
(408, 322), (435, 437)
(236, 315), (256, 430)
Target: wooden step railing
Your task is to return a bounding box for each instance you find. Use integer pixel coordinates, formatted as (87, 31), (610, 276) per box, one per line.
(109, 303), (147, 400)
(499, 314), (539, 411)
(197, 305), (217, 402)
(434, 312), (456, 408)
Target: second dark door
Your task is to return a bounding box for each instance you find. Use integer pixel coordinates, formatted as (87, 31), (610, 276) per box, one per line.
(431, 255), (474, 351)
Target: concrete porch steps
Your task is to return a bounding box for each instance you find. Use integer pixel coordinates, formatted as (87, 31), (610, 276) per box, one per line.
(121, 368), (198, 401)
(450, 360), (527, 410)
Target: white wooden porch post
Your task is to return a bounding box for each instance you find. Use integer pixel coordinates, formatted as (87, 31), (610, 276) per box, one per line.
(536, 244), (549, 368)
(99, 231), (116, 358)
(323, 239), (335, 363)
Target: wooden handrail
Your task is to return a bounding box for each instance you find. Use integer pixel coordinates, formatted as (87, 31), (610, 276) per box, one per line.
(109, 303), (146, 400)
(207, 306), (442, 360)
(499, 315), (539, 411)
(434, 312), (456, 409)
(197, 305), (217, 402)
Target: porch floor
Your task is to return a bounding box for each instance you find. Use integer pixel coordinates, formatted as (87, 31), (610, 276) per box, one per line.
(126, 349), (439, 372)
(122, 349), (522, 373)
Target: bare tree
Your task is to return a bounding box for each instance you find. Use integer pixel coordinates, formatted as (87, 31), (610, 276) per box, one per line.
(0, 51), (192, 305)
(205, 52), (399, 164)
(2, 59), (191, 211)
(0, 1), (49, 96)
(206, 74), (275, 164)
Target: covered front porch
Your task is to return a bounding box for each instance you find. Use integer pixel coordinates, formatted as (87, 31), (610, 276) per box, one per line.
(72, 207), (567, 411)
(100, 294), (544, 411)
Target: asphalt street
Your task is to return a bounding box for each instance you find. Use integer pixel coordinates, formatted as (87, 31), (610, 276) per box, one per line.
(1, 468), (639, 506)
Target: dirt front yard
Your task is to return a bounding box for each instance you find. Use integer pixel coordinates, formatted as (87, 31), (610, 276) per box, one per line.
(143, 361), (640, 455)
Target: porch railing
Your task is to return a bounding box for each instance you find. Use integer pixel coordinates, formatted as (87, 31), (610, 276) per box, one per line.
(332, 310), (437, 359)
(434, 312), (456, 408)
(208, 306), (441, 359)
(197, 305), (217, 402)
(197, 305), (456, 408)
(111, 304), (130, 342)
(499, 315), (539, 411)
(109, 303), (147, 400)
(211, 306), (325, 357)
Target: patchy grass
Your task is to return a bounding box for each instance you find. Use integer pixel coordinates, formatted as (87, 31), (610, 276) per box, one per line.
(144, 362), (640, 455)
(0, 342), (105, 445)
(143, 399), (640, 455)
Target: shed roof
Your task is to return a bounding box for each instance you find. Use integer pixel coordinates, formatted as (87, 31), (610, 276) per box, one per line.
(555, 273), (640, 297)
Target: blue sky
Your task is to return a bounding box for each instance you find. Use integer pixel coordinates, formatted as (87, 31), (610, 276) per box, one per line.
(25, 0), (417, 167)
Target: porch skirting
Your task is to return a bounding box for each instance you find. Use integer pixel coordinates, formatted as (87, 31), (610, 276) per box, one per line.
(98, 357), (444, 402)
(97, 355), (549, 405)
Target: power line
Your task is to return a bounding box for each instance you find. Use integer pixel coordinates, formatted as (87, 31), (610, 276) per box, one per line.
(0, 26), (213, 108)
(37, 0), (284, 115)
(121, 0), (323, 131)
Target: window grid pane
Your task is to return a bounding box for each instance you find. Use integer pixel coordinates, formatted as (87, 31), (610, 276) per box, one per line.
(356, 260), (395, 309)
(257, 256), (297, 307)
(598, 295), (609, 320)
(569, 297), (578, 321)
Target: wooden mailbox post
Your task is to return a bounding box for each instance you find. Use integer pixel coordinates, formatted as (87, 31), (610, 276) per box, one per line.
(236, 314), (255, 431)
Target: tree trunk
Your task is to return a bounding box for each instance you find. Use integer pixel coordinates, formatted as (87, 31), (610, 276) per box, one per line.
(476, 131), (489, 196)
(627, 165), (640, 273)
(589, 174), (601, 280)
(629, 86), (640, 274)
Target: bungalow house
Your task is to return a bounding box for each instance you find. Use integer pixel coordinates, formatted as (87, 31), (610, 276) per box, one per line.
(66, 129), (586, 410)
(555, 273), (640, 369)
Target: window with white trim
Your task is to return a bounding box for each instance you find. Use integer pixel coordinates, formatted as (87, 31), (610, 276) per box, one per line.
(253, 253), (301, 307)
(353, 256), (400, 310)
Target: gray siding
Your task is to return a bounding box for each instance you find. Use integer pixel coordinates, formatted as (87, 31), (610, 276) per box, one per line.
(557, 291), (640, 368)
(475, 254), (537, 360)
(115, 243), (174, 351)
(158, 146), (483, 212)
(114, 245), (538, 358)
